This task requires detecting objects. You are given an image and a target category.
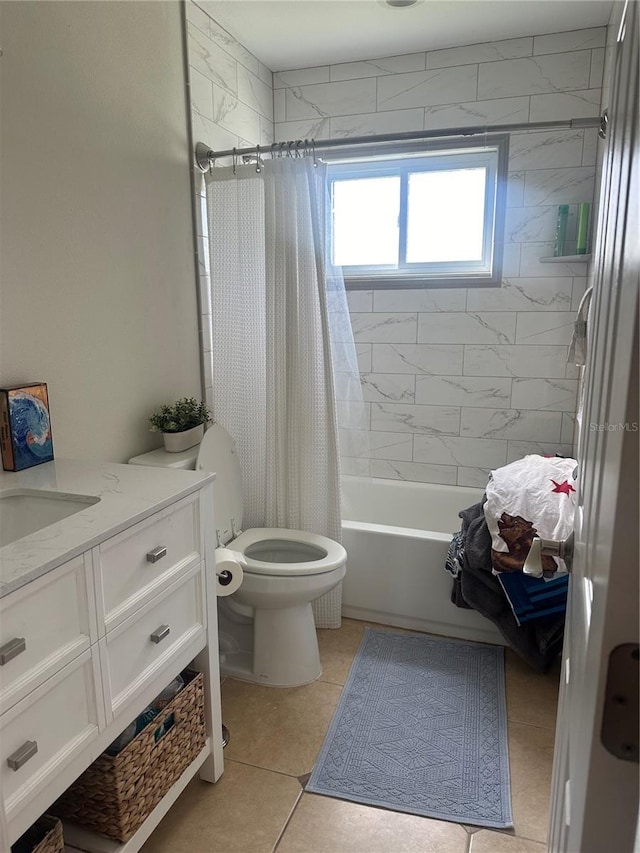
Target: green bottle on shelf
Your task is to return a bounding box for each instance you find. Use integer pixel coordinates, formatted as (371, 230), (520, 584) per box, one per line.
(554, 204), (569, 257)
(576, 202), (591, 254)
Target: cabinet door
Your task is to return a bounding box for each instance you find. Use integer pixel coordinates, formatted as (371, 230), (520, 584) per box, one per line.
(1, 649), (101, 826)
(101, 565), (205, 719)
(96, 494), (202, 633)
(0, 553), (95, 714)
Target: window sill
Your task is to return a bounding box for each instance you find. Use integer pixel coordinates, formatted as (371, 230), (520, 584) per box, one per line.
(344, 276), (501, 290)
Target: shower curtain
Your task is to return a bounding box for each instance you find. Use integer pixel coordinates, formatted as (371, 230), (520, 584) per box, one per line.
(205, 156), (366, 628)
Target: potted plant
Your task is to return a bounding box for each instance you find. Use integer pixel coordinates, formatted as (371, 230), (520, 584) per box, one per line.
(149, 397), (211, 453)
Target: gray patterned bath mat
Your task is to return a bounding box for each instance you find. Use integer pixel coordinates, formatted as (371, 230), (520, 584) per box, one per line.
(307, 628), (512, 828)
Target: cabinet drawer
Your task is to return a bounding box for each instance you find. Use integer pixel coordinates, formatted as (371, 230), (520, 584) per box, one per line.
(98, 493), (201, 632)
(0, 554), (95, 714)
(102, 567), (205, 718)
(1, 649), (101, 822)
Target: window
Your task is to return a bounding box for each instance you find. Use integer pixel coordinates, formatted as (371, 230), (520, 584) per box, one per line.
(327, 137), (508, 288)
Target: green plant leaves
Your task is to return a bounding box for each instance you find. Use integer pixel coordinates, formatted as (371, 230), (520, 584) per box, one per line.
(149, 397), (211, 433)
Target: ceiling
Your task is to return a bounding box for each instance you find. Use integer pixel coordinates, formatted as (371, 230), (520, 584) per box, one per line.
(200, 0), (614, 72)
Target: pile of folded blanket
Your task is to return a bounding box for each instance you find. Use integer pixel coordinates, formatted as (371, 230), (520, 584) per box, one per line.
(446, 454), (577, 672)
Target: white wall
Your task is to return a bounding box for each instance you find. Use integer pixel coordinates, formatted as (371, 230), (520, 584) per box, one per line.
(0, 1), (202, 464)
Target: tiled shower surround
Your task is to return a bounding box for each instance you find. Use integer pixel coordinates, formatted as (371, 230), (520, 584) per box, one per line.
(186, 4), (606, 487)
(185, 1), (274, 414)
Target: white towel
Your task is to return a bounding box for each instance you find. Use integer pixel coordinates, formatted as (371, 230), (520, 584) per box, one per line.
(484, 455), (578, 576)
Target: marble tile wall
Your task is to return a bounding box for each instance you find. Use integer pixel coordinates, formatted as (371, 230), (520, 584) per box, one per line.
(274, 28), (607, 487)
(187, 1), (273, 155)
(184, 10), (606, 487)
(185, 1), (274, 411)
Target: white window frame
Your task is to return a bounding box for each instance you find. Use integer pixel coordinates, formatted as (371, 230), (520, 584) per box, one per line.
(326, 136), (509, 289)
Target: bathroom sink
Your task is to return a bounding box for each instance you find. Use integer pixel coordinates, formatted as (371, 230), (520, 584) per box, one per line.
(0, 489), (101, 548)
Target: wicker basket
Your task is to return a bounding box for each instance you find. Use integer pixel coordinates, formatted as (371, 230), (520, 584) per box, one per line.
(11, 815), (64, 853)
(52, 670), (206, 842)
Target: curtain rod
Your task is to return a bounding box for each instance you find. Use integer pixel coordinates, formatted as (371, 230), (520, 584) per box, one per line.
(195, 113), (607, 171)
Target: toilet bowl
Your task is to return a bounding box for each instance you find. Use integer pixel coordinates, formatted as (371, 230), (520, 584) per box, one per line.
(194, 424), (346, 687)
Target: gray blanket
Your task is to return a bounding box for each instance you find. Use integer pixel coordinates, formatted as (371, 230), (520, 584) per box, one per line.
(456, 499), (564, 672)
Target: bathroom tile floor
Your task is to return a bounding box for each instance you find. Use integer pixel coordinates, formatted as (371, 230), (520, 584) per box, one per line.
(141, 618), (560, 853)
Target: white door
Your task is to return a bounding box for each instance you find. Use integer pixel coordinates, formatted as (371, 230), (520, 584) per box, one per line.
(549, 3), (639, 851)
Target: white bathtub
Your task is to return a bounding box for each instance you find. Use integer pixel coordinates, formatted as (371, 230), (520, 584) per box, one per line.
(341, 476), (504, 645)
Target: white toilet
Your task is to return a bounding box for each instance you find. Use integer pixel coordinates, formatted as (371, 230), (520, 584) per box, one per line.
(131, 425), (347, 687)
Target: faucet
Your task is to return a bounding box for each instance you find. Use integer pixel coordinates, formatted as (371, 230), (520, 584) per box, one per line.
(523, 531), (575, 577)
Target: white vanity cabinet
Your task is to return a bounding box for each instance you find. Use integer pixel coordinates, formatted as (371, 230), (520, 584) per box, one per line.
(0, 553), (97, 715)
(94, 492), (207, 724)
(0, 463), (223, 852)
(96, 493), (202, 633)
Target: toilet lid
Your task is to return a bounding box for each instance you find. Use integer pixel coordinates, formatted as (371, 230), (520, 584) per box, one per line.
(196, 424), (243, 546)
(233, 527), (347, 576)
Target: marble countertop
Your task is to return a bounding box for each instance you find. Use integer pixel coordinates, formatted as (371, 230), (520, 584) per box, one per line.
(0, 459), (215, 598)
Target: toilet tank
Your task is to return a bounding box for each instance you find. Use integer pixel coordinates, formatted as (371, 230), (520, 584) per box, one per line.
(128, 446), (199, 470)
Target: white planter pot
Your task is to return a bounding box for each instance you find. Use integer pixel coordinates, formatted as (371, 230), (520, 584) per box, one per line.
(162, 424), (204, 453)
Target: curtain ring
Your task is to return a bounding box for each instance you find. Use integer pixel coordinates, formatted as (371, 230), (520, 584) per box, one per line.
(295, 140), (302, 158)
(232, 147), (237, 175)
(255, 144), (262, 172)
(311, 139), (317, 167)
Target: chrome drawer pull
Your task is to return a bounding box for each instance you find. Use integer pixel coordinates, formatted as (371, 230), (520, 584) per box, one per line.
(7, 740), (38, 771)
(150, 624), (170, 644)
(146, 546), (167, 564)
(0, 637), (26, 666)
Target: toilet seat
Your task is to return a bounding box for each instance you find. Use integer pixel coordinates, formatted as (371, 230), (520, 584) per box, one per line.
(197, 425), (346, 576)
(196, 424), (244, 547)
(233, 527), (346, 577)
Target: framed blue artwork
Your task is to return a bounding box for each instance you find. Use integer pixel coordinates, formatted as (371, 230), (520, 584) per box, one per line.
(0, 383), (54, 471)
